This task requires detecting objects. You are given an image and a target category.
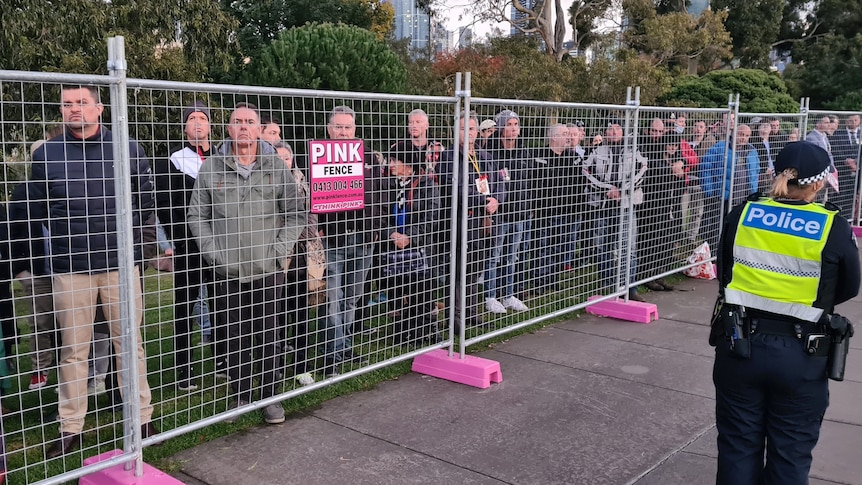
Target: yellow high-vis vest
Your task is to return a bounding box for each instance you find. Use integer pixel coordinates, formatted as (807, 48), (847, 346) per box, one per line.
(725, 198), (837, 322)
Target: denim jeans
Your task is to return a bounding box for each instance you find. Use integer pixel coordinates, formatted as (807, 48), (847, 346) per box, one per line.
(485, 220), (526, 299)
(592, 208), (638, 289)
(194, 284), (211, 339)
(561, 214), (582, 266)
(323, 235), (373, 361)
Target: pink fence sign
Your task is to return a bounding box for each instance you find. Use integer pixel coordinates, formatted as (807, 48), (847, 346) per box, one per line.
(308, 139), (366, 214)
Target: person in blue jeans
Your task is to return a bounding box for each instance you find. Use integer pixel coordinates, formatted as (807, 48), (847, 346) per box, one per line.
(316, 106), (384, 377)
(483, 109), (534, 314)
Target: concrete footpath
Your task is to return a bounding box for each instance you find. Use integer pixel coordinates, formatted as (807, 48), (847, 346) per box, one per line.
(169, 278), (862, 485)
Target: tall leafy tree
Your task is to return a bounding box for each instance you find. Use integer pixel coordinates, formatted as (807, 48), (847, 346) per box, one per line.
(220, 0), (394, 61)
(568, 0), (613, 55)
(710, 0), (784, 68)
(783, 0), (862, 108)
(660, 69), (798, 112)
(242, 23), (406, 93)
(1, 0), (238, 79)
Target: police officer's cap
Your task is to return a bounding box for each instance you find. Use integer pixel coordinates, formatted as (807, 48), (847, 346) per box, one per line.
(774, 141), (831, 185)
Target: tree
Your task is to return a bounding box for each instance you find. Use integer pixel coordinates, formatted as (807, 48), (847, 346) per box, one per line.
(660, 69), (799, 112)
(470, 0), (571, 62)
(568, 0), (613, 55)
(242, 23), (406, 93)
(710, 0), (784, 68)
(782, 0), (862, 108)
(637, 10), (732, 71)
(1, 0), (238, 80)
(220, 0), (394, 61)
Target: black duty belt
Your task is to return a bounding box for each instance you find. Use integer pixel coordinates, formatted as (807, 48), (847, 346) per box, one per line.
(750, 317), (824, 338)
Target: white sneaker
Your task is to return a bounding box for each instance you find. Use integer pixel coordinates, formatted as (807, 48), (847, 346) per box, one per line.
(501, 296), (529, 312)
(88, 378), (107, 396)
(485, 297), (507, 314)
(295, 372), (315, 387)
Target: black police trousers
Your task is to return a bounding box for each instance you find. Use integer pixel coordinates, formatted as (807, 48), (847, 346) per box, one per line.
(713, 332), (829, 484)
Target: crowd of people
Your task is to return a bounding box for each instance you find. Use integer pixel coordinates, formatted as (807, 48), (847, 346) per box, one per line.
(0, 84), (860, 468)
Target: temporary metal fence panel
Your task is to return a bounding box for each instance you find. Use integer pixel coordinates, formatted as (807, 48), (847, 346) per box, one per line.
(631, 105), (738, 288)
(0, 67), (143, 484)
(461, 92), (736, 350)
(122, 78), (462, 447)
(0, 37), (785, 484)
(805, 108), (862, 224)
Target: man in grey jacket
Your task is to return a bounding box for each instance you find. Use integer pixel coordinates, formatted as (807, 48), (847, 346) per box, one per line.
(188, 102), (305, 424)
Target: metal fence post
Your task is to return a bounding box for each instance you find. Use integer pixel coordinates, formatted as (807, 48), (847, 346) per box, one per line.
(448, 72), (463, 357)
(621, 86), (640, 299)
(107, 36), (144, 476)
(719, 94), (740, 235)
(457, 72), (471, 359)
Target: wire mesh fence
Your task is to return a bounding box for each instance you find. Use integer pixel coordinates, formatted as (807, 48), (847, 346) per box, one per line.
(1, 38), (848, 485)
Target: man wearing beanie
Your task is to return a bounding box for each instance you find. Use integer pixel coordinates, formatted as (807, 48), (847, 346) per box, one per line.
(153, 101), (218, 391)
(484, 109), (534, 314)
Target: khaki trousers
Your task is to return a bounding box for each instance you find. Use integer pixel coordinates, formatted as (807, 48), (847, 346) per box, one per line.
(53, 270), (153, 434)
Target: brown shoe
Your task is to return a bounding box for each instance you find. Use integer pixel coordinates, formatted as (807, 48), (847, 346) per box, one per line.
(141, 422), (162, 445)
(628, 291), (646, 302)
(46, 432), (81, 459)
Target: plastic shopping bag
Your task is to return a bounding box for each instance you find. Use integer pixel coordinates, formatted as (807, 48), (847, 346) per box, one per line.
(683, 242), (717, 280)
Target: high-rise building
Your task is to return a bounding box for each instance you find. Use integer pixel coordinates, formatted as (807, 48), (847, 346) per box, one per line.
(458, 27), (474, 49)
(431, 20), (454, 54)
(388, 0), (431, 54)
(510, 0), (538, 36)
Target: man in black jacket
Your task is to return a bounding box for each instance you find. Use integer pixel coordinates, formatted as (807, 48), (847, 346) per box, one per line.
(316, 106), (384, 377)
(153, 101), (215, 391)
(26, 85), (158, 458)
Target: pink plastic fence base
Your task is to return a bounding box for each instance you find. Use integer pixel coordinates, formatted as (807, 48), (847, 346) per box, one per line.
(412, 349), (503, 389)
(852, 226), (862, 237)
(585, 295), (659, 324)
(79, 450), (184, 485)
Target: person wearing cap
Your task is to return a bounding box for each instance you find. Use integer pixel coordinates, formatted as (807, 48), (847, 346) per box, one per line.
(712, 141), (859, 484)
(581, 116), (648, 301)
(484, 109), (533, 313)
(379, 141), (441, 345)
(154, 100), (218, 392)
(477, 119), (496, 149)
(188, 102), (305, 425)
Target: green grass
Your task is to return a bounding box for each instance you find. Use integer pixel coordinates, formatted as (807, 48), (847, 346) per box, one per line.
(1, 253), (692, 484)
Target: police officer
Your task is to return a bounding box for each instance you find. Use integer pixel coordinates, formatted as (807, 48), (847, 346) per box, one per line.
(713, 141), (860, 484)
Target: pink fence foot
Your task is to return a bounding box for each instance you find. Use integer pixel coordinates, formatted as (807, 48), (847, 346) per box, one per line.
(412, 349), (503, 389)
(585, 295), (659, 324)
(852, 226), (862, 237)
(79, 450), (184, 485)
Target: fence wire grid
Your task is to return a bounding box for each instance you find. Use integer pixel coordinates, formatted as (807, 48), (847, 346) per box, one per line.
(0, 40), (858, 485)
